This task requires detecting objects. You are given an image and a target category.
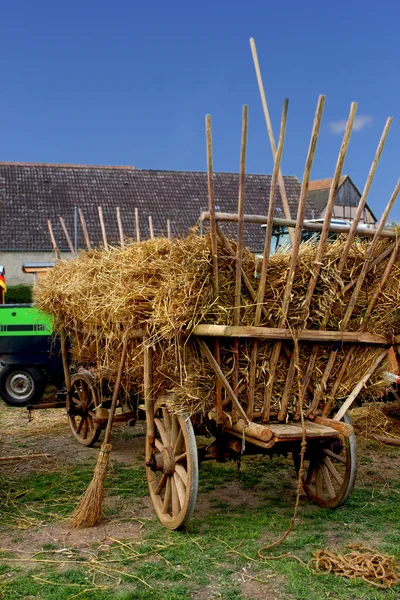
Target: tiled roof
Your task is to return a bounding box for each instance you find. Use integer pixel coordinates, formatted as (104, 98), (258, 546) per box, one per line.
(308, 177), (347, 192)
(0, 163), (308, 253)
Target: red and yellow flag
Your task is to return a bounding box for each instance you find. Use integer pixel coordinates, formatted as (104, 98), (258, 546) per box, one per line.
(0, 272), (6, 292)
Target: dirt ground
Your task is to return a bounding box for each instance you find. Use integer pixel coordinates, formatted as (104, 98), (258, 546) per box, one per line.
(1, 400), (400, 599)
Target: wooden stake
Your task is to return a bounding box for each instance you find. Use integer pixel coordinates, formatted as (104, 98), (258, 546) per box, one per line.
(300, 118), (394, 400)
(232, 106), (248, 421)
(98, 206), (108, 250)
(59, 216), (76, 257)
(250, 37), (294, 245)
(248, 99), (288, 417)
(167, 219), (172, 241)
(144, 339), (155, 443)
(262, 95), (325, 421)
(308, 179), (400, 417)
(47, 219), (61, 259)
(206, 114), (222, 422)
(78, 208), (92, 251)
(135, 207), (140, 242)
(116, 207), (124, 247)
(279, 102), (357, 421)
(148, 215), (154, 239)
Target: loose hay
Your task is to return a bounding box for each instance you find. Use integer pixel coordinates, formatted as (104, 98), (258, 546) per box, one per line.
(35, 231), (400, 419)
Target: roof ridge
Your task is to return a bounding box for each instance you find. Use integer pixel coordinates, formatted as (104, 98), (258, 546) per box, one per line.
(0, 162), (136, 170)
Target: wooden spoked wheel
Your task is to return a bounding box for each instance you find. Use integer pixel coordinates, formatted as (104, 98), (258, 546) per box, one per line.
(294, 413), (357, 509)
(146, 404), (198, 530)
(67, 371), (102, 447)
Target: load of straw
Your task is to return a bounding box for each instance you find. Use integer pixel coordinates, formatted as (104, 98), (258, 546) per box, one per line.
(35, 231), (400, 419)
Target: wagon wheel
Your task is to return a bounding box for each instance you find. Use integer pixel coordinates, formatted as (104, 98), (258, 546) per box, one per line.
(67, 371), (102, 447)
(145, 403), (198, 530)
(293, 413), (357, 509)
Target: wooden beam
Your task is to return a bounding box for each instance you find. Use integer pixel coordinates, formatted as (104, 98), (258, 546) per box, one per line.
(47, 220), (61, 259)
(199, 212), (396, 238)
(192, 324), (388, 344)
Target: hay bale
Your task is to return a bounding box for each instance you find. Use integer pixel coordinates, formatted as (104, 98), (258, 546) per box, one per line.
(35, 232), (399, 418)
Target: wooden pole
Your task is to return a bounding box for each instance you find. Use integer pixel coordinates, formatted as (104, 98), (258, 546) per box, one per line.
(167, 219), (172, 241)
(278, 102), (357, 421)
(78, 208), (92, 251)
(262, 95), (325, 421)
(148, 215), (154, 239)
(249, 37), (294, 245)
(232, 106), (248, 422)
(98, 206), (108, 250)
(116, 207), (124, 247)
(308, 179), (400, 417)
(47, 219), (61, 259)
(300, 117), (393, 401)
(248, 99), (288, 418)
(135, 207), (141, 242)
(59, 216), (76, 257)
(206, 114), (222, 422)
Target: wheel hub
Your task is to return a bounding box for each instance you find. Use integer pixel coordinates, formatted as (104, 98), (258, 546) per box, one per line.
(147, 447), (176, 475)
(6, 373), (33, 400)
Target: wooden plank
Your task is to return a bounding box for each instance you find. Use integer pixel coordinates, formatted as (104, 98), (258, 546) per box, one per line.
(192, 324), (388, 344)
(269, 421), (340, 439)
(78, 208), (92, 251)
(314, 416), (353, 437)
(198, 338), (250, 425)
(249, 37), (294, 245)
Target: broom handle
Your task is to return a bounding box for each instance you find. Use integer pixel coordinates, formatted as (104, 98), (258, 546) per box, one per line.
(103, 336), (129, 444)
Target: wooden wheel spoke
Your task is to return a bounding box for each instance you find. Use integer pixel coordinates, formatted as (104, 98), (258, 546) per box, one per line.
(175, 464), (188, 486)
(305, 461), (316, 485)
(155, 474), (168, 496)
(323, 447), (346, 464)
(315, 466), (323, 498)
(173, 429), (184, 454)
(155, 439), (163, 452)
(76, 417), (85, 433)
(323, 456), (344, 486)
(162, 409), (171, 439)
(162, 478), (172, 514)
(170, 414), (178, 447)
(171, 477), (180, 515)
(82, 419), (89, 438)
(175, 452), (187, 463)
(155, 418), (169, 447)
(321, 463), (336, 499)
(174, 472), (186, 508)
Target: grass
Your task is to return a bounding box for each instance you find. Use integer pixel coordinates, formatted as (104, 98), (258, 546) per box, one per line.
(0, 419), (400, 599)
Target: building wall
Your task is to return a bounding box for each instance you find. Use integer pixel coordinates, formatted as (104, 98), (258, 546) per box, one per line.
(0, 251), (72, 286)
(320, 180), (376, 224)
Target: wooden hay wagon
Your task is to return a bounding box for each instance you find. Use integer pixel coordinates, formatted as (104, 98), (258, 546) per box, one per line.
(50, 94), (400, 531)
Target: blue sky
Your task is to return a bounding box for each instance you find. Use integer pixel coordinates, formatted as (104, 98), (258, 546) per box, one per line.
(1, 0), (400, 221)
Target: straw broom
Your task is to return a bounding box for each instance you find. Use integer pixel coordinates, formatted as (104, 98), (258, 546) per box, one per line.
(70, 335), (129, 528)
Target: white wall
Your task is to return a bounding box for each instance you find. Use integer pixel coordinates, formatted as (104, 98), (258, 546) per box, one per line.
(0, 251), (73, 285)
